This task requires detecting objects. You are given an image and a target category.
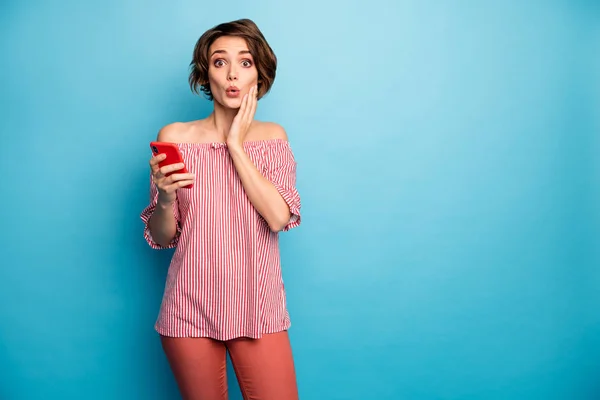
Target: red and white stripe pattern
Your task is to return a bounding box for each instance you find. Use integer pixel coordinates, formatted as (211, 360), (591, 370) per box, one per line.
(140, 139), (301, 341)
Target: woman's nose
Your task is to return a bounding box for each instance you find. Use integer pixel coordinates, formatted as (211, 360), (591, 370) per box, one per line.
(228, 68), (238, 81)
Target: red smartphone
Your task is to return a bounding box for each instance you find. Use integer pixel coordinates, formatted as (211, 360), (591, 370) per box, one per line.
(150, 141), (193, 189)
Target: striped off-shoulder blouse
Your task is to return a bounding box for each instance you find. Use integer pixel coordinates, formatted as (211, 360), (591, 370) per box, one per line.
(140, 138), (301, 340)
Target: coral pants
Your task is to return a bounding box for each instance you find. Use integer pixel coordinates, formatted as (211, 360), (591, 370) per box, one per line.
(160, 330), (299, 400)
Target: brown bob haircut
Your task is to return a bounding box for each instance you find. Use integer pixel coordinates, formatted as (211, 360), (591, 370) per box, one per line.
(188, 19), (277, 100)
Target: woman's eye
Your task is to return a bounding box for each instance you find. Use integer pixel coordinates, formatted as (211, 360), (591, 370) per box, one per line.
(214, 59), (225, 67)
(242, 60), (252, 67)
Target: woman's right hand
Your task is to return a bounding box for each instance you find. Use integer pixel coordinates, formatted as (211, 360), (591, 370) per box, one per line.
(149, 154), (195, 206)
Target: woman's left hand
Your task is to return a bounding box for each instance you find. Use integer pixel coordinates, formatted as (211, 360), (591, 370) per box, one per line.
(227, 85), (258, 148)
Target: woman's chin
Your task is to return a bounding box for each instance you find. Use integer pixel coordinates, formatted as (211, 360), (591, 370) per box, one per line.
(216, 96), (242, 110)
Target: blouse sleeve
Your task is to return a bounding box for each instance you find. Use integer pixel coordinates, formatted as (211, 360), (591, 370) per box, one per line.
(265, 141), (302, 231)
(139, 177), (182, 249)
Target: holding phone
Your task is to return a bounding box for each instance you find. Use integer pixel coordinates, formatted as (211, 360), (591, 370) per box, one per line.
(150, 141), (193, 189)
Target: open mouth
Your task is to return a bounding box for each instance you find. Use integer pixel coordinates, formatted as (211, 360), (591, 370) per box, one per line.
(226, 87), (240, 97)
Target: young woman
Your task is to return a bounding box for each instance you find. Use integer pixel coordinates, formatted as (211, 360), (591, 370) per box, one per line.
(140, 18), (301, 400)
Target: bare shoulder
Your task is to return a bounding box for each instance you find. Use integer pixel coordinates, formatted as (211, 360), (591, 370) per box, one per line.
(156, 121), (195, 142)
(251, 121), (289, 141)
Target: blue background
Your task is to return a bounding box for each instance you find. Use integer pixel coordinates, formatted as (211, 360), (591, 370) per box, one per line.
(1, 0), (598, 399)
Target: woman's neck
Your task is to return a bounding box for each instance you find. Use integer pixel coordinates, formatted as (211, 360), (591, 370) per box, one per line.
(207, 101), (238, 140)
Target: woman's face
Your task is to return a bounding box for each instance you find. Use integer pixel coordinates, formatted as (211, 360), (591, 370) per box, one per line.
(207, 36), (259, 109)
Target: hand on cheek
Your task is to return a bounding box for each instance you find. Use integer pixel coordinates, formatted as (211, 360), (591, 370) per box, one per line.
(227, 85), (258, 148)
